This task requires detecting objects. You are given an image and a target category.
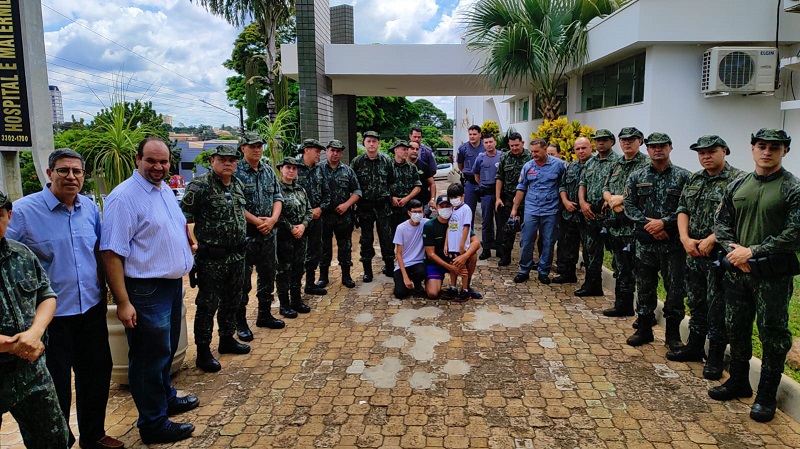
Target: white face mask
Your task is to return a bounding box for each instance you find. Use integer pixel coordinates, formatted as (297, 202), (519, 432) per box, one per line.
(438, 208), (453, 220)
(449, 197), (462, 207)
(410, 212), (424, 223)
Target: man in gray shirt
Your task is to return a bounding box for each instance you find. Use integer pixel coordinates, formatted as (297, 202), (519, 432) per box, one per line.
(473, 134), (503, 260)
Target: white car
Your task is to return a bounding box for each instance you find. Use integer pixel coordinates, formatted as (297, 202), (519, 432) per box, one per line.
(434, 163), (453, 181)
(173, 188), (185, 203)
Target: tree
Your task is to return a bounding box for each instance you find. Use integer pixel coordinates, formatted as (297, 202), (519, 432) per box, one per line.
(464, 0), (619, 121)
(413, 99), (449, 130)
(193, 0), (294, 123)
(356, 97), (420, 141)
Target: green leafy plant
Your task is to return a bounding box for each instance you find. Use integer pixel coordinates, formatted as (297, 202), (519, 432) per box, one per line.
(481, 120), (500, 140)
(531, 117), (594, 162)
(252, 107), (296, 173)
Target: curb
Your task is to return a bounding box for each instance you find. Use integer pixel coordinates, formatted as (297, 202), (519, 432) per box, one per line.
(600, 265), (800, 423)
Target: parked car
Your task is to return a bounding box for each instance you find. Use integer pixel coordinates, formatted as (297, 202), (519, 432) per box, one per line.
(434, 163), (453, 181)
(173, 187), (185, 203)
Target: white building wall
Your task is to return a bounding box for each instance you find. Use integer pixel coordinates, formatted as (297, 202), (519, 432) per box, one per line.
(453, 95), (509, 148)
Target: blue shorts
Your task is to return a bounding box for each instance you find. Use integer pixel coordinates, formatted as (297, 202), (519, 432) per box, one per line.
(426, 264), (447, 281)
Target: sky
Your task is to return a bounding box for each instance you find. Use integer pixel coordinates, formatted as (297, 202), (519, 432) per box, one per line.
(42, 0), (476, 128)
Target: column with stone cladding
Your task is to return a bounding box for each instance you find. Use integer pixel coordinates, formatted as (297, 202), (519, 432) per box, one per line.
(330, 4), (357, 163)
(297, 0), (334, 144)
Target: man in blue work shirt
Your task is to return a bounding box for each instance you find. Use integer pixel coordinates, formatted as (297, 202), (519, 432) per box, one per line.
(473, 134), (503, 260)
(457, 124), (485, 224)
(511, 138), (565, 285)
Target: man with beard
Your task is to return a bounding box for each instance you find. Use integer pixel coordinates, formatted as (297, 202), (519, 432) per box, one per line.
(457, 125), (485, 225)
(409, 126), (438, 175)
(494, 132), (531, 267)
(408, 140), (436, 216)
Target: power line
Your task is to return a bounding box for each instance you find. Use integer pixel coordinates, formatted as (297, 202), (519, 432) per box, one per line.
(42, 2), (220, 92)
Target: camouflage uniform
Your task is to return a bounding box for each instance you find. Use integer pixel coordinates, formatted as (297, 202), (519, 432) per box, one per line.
(389, 141), (423, 232)
(495, 148), (531, 264)
(624, 134), (691, 342)
(295, 141), (326, 279)
(276, 171), (313, 297)
(556, 158), (586, 276)
(235, 147), (283, 326)
(181, 149), (247, 348)
(677, 157), (745, 347)
(351, 140), (395, 269)
(0, 200), (69, 449)
(579, 146), (620, 285)
(320, 154), (362, 270)
(603, 145), (649, 311)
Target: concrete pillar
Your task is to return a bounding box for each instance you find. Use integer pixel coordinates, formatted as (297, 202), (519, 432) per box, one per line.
(296, 0), (334, 145)
(0, 0), (53, 199)
(330, 4), (357, 163)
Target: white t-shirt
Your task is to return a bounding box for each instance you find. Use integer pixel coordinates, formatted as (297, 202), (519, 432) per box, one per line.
(447, 205), (472, 253)
(393, 218), (429, 271)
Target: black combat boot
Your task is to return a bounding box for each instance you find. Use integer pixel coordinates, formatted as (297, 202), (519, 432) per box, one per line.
(290, 288), (311, 314)
(498, 251), (511, 267)
(255, 298), (285, 329)
(750, 370), (782, 422)
(363, 263), (373, 283)
(479, 249), (491, 260)
(341, 265), (356, 289)
(603, 290), (635, 316)
(626, 316), (655, 346)
(196, 344), (221, 373)
(708, 360), (753, 401)
(278, 291), (297, 318)
(383, 262), (394, 278)
(632, 315), (658, 329)
(316, 266), (329, 288)
(218, 335), (250, 354)
(703, 341), (727, 380)
(666, 332), (706, 362)
(235, 307), (253, 342)
(664, 319), (683, 351)
(304, 270), (327, 295)
(553, 269), (578, 284)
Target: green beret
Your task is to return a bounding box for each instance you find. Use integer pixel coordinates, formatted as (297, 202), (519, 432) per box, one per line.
(239, 131), (264, 146)
(618, 127), (644, 140)
(644, 132), (672, 145)
(751, 128), (791, 146)
(210, 145), (240, 158)
(363, 131), (380, 140)
(690, 135), (729, 155)
(327, 139), (345, 150)
(591, 129), (616, 141)
(301, 139), (325, 151)
(276, 156), (304, 168)
(388, 140), (411, 153)
(0, 190), (10, 210)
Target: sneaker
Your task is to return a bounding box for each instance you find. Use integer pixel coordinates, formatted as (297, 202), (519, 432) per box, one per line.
(455, 289), (471, 303)
(467, 288), (483, 300)
(442, 287), (458, 300)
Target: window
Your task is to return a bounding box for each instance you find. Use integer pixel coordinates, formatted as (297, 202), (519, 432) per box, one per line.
(581, 53), (645, 111)
(513, 96), (531, 123)
(521, 98), (529, 122)
(533, 82), (567, 119)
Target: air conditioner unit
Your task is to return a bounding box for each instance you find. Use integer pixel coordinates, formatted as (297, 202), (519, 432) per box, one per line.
(701, 47), (777, 94)
(786, 0), (800, 13)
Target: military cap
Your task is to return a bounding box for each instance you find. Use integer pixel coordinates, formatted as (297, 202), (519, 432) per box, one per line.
(239, 131), (264, 146)
(750, 128), (791, 146)
(210, 145), (240, 158)
(591, 129), (616, 141)
(276, 156), (304, 168)
(0, 190), (10, 210)
(363, 130), (380, 140)
(327, 139), (345, 150)
(618, 127), (644, 140)
(435, 194), (451, 206)
(690, 135), (730, 155)
(388, 140), (411, 153)
(301, 138), (325, 151)
(644, 132), (672, 145)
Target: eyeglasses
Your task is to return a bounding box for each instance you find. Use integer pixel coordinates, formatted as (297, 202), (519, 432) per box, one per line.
(54, 167), (86, 178)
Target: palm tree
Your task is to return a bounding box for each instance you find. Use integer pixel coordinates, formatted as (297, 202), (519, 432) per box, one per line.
(253, 107), (295, 174)
(192, 0), (294, 123)
(464, 0), (620, 121)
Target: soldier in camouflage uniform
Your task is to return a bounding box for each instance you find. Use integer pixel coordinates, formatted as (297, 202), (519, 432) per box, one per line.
(276, 157), (314, 317)
(623, 132), (690, 348)
(351, 131), (395, 282)
(602, 127), (649, 319)
(554, 137), (592, 284)
(577, 129), (620, 296)
(182, 145), (250, 373)
(494, 132), (531, 267)
(296, 139), (328, 296)
(389, 140), (422, 250)
(669, 135), (744, 379)
(709, 129), (800, 423)
(0, 190), (69, 448)
(318, 140), (362, 289)
(235, 132), (285, 340)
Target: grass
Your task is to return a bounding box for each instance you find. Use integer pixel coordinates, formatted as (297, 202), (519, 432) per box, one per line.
(602, 250), (800, 383)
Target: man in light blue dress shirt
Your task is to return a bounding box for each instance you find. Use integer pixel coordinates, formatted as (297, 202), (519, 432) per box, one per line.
(100, 137), (197, 445)
(7, 148), (123, 449)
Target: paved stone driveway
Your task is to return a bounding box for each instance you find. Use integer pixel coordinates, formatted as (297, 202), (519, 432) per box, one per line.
(4, 202), (800, 447)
